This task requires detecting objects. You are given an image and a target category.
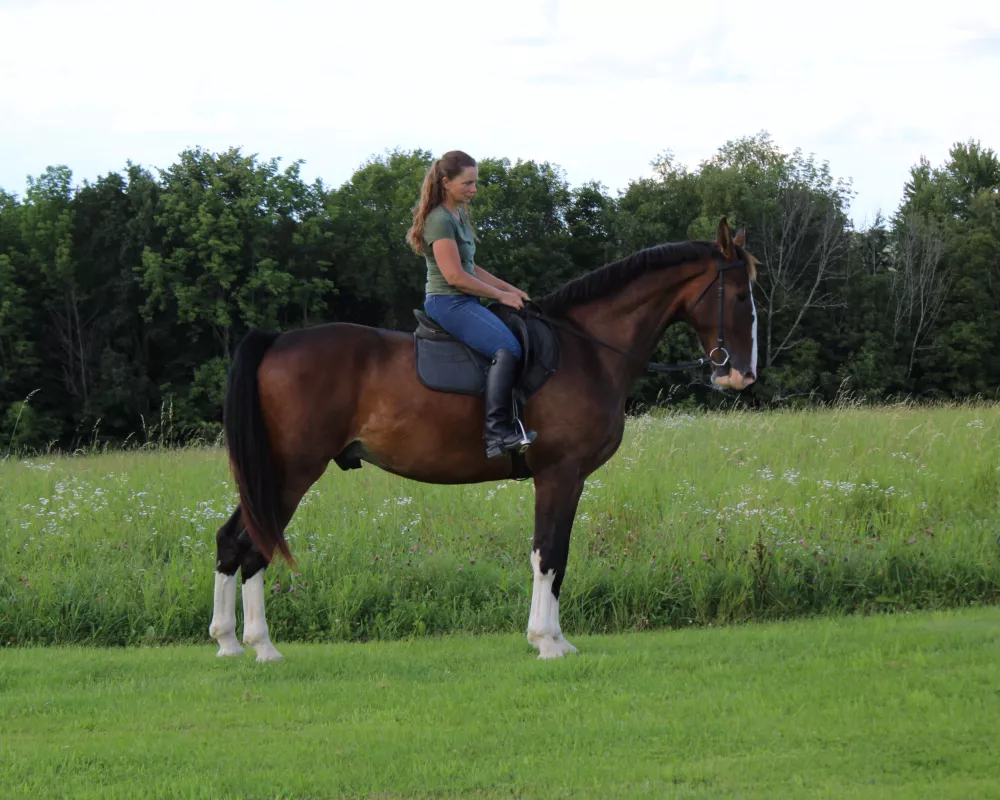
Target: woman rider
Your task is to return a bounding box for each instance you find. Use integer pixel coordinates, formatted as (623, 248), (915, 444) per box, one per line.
(406, 150), (536, 459)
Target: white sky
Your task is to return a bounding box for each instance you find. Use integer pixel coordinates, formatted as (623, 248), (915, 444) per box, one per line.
(1, 0), (998, 226)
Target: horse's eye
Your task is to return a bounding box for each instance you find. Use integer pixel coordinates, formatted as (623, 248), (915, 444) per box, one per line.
(736, 292), (748, 302)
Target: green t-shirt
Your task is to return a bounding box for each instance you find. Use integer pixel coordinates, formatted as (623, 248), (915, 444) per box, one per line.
(423, 205), (476, 296)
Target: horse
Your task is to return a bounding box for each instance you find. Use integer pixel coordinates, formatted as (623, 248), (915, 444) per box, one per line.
(208, 217), (759, 661)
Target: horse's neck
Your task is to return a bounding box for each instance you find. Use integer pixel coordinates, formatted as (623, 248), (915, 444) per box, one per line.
(569, 261), (703, 381)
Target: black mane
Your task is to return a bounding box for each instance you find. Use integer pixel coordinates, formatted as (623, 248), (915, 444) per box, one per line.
(536, 241), (722, 316)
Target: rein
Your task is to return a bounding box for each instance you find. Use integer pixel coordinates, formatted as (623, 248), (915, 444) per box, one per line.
(523, 255), (747, 375)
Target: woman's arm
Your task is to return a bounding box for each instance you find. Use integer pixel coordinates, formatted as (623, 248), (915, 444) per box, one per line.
(432, 240), (520, 305)
(474, 265), (530, 301)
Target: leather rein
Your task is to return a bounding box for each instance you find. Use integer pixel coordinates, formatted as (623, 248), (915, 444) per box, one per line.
(522, 255), (747, 374)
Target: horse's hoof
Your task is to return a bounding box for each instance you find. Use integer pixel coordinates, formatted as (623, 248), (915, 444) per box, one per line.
(529, 633), (578, 659)
(254, 648), (284, 663)
(213, 633), (244, 657)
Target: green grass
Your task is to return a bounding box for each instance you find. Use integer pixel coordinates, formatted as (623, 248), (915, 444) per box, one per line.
(2, 607), (999, 799)
(2, 405), (999, 646)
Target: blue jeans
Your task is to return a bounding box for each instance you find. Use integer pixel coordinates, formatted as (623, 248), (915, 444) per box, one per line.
(424, 294), (521, 360)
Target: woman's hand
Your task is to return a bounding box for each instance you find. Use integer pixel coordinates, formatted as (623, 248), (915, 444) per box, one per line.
(512, 286), (531, 303)
(497, 291), (525, 310)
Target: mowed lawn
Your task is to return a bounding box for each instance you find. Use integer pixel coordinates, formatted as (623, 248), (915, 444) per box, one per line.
(2, 607), (998, 799)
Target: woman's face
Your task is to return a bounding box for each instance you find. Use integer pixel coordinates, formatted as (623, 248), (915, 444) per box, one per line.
(442, 166), (478, 206)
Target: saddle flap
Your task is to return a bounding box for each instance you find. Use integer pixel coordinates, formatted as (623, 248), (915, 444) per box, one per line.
(414, 338), (489, 396)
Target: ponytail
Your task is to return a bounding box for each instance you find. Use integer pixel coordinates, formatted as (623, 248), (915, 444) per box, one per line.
(406, 160), (445, 256)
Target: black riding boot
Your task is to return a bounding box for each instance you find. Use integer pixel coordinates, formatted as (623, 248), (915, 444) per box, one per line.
(483, 349), (536, 459)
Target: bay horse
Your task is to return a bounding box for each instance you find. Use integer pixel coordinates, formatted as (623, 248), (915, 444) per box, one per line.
(209, 217), (759, 660)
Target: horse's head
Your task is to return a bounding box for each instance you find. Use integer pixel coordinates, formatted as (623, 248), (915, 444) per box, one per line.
(686, 217), (759, 391)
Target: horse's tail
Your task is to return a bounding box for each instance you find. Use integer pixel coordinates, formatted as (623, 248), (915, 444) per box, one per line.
(223, 328), (294, 565)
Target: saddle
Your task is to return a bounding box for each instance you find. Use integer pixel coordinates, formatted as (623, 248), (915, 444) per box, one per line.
(412, 303), (560, 400)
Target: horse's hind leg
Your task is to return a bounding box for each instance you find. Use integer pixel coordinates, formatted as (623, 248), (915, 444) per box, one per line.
(239, 475), (324, 662)
(207, 504), (284, 662)
(209, 507), (247, 657)
(239, 528), (282, 662)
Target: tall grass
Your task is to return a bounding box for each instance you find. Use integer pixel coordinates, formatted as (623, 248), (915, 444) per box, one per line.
(2, 404), (999, 646)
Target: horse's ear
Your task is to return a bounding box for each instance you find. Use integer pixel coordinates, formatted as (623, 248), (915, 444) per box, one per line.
(716, 216), (733, 257)
(733, 224), (746, 248)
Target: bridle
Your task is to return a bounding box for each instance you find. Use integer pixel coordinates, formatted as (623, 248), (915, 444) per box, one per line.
(524, 255), (749, 375)
(674, 254), (748, 372)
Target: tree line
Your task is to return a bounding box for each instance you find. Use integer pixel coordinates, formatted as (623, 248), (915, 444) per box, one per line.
(1, 132), (998, 451)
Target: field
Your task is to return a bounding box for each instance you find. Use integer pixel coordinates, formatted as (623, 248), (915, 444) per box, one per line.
(3, 404), (999, 797)
(2, 608), (999, 799)
(2, 405), (999, 647)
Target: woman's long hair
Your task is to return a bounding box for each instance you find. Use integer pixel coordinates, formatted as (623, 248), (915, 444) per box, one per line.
(406, 150), (477, 255)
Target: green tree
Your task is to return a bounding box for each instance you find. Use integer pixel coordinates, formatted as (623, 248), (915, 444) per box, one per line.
(0, 192), (37, 412)
(614, 151), (701, 252)
(325, 149), (431, 330)
(897, 140), (1000, 397)
(137, 147), (336, 428)
(1, 134), (998, 451)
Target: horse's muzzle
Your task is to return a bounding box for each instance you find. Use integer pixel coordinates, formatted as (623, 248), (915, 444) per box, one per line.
(711, 367), (756, 391)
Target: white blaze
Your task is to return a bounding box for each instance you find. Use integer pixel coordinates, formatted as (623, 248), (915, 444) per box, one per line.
(749, 281), (758, 378)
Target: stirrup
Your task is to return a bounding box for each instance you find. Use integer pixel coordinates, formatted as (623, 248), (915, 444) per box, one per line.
(485, 429), (536, 459)
(508, 392), (536, 453)
(484, 419), (537, 459)
(511, 417), (536, 453)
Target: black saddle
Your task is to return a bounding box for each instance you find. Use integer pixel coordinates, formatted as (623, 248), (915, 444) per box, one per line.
(413, 303), (560, 399)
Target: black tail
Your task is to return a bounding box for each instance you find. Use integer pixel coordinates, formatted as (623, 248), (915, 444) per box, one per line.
(223, 329), (292, 564)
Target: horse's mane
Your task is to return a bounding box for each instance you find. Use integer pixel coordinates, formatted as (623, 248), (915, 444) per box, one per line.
(536, 240), (756, 316)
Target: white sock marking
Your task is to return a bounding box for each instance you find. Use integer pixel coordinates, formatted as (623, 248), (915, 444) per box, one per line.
(208, 572), (243, 657)
(526, 549), (578, 659)
(242, 571), (283, 662)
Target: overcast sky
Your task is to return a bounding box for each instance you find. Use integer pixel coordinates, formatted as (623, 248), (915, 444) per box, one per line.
(2, 0), (997, 226)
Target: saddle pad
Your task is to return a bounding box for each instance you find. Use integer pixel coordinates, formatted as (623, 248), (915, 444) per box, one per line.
(414, 338), (491, 396)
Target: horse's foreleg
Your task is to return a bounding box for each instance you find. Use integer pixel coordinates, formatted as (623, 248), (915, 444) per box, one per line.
(527, 469), (585, 659)
(209, 508), (246, 657)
